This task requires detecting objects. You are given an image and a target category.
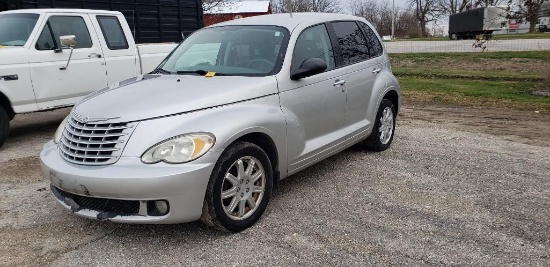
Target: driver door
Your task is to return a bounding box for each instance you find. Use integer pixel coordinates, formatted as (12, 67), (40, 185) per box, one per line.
(277, 23), (349, 174)
(28, 14), (107, 110)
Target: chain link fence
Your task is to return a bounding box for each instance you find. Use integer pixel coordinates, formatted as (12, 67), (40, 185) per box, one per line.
(385, 39), (550, 53)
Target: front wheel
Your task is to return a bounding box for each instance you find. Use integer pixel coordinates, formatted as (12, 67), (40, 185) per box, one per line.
(201, 141), (273, 232)
(363, 99), (396, 151)
(0, 106), (9, 148)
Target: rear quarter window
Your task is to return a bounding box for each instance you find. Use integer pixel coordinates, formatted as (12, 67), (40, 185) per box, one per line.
(97, 16), (129, 50)
(358, 21), (384, 58)
(330, 21), (370, 66)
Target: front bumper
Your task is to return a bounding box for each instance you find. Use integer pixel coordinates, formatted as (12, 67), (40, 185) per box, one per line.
(40, 141), (219, 224)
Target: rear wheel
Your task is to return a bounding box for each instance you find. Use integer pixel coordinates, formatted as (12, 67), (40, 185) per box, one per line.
(0, 106), (9, 148)
(363, 99), (396, 152)
(201, 141), (273, 232)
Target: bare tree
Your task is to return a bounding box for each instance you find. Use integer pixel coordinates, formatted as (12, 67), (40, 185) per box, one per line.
(410, 0), (440, 37)
(436, 0), (470, 15)
(520, 0), (548, 33)
(203, 0), (231, 13)
(350, 0), (423, 38)
(349, 0), (381, 27)
(271, 0), (341, 13)
(396, 10), (423, 37)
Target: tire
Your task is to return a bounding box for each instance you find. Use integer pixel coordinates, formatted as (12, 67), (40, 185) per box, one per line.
(0, 105), (9, 148)
(363, 99), (396, 152)
(201, 141), (273, 232)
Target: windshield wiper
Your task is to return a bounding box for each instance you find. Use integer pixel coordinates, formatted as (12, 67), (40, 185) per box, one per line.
(150, 68), (172, 75)
(176, 70), (230, 76)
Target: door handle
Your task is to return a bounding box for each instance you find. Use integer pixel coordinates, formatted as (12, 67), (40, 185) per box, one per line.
(372, 68), (382, 74)
(333, 79), (346, 86)
(88, 53), (102, 58)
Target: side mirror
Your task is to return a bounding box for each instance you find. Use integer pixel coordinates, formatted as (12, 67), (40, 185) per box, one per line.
(58, 35), (77, 70)
(290, 58), (327, 80)
(60, 35), (77, 48)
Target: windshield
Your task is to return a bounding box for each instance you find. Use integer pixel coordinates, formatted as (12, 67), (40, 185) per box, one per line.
(158, 25), (289, 76)
(0, 13), (40, 46)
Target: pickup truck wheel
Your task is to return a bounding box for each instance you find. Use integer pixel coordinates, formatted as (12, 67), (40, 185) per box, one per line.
(201, 141), (273, 232)
(363, 99), (396, 152)
(0, 106), (9, 148)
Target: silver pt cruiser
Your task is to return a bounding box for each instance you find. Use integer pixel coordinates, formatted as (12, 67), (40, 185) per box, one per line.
(40, 13), (401, 232)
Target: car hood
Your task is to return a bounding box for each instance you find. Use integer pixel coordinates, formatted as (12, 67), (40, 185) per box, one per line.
(0, 47), (27, 65)
(73, 74), (279, 123)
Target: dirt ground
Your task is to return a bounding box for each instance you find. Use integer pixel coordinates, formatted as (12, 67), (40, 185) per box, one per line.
(1, 103), (549, 266)
(400, 101), (550, 147)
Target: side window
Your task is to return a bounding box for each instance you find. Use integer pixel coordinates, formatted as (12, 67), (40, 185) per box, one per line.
(292, 24), (335, 72)
(35, 24), (56, 50)
(358, 22), (383, 58)
(330, 21), (369, 66)
(36, 16), (92, 51)
(97, 16), (129, 50)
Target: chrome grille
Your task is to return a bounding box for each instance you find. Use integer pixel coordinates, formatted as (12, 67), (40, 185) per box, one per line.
(59, 116), (136, 165)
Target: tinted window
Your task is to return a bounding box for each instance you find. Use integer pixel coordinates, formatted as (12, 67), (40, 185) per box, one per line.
(358, 22), (383, 58)
(331, 21), (369, 66)
(97, 16), (129, 50)
(36, 16), (92, 51)
(292, 24), (335, 72)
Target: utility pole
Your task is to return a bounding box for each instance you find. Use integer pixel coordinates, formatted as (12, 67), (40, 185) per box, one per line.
(391, 0), (395, 40)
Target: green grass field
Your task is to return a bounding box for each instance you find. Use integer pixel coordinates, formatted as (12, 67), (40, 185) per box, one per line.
(390, 51), (550, 111)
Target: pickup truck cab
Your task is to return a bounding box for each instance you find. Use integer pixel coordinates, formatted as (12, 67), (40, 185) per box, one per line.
(0, 9), (177, 147)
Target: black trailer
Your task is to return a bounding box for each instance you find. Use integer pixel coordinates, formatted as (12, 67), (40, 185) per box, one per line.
(448, 7), (507, 40)
(1, 0), (203, 43)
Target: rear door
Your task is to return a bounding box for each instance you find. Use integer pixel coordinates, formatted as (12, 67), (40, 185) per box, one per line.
(91, 14), (138, 85)
(328, 21), (382, 137)
(28, 13), (107, 110)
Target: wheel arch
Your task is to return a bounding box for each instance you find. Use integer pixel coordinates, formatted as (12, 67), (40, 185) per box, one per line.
(231, 132), (280, 185)
(383, 90), (399, 115)
(0, 91), (15, 120)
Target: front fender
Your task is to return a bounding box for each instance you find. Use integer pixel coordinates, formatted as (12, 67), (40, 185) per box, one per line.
(121, 94), (287, 174)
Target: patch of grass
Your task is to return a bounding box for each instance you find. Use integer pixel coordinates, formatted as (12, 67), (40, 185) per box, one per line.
(393, 67), (546, 82)
(391, 51), (550, 110)
(398, 77), (550, 111)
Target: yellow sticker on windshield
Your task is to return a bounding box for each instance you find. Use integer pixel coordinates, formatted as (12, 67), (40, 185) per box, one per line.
(205, 71), (216, 78)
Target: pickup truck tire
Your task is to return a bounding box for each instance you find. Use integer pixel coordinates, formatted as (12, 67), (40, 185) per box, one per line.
(363, 99), (396, 151)
(201, 141), (273, 232)
(0, 106), (9, 148)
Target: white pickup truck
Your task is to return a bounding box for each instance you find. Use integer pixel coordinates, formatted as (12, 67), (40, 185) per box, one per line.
(0, 9), (178, 147)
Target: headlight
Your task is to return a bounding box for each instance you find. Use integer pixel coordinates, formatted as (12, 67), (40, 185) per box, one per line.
(141, 133), (215, 164)
(54, 116), (70, 144)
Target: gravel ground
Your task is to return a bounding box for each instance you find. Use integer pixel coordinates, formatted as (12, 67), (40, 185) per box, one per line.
(0, 105), (549, 266)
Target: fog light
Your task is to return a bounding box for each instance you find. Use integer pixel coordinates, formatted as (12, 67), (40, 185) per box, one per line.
(147, 200), (170, 216)
(155, 201), (169, 214)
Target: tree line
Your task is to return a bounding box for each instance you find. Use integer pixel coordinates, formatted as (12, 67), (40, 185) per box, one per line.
(266, 0), (550, 37)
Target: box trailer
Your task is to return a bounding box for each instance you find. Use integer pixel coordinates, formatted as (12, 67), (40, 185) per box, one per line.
(2, 0), (203, 43)
(448, 6), (507, 40)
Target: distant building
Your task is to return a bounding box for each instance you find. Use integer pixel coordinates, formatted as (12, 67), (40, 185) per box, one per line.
(203, 0), (271, 26)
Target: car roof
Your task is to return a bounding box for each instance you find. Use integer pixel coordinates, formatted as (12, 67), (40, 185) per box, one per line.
(0, 8), (121, 15)
(211, 12), (364, 31)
